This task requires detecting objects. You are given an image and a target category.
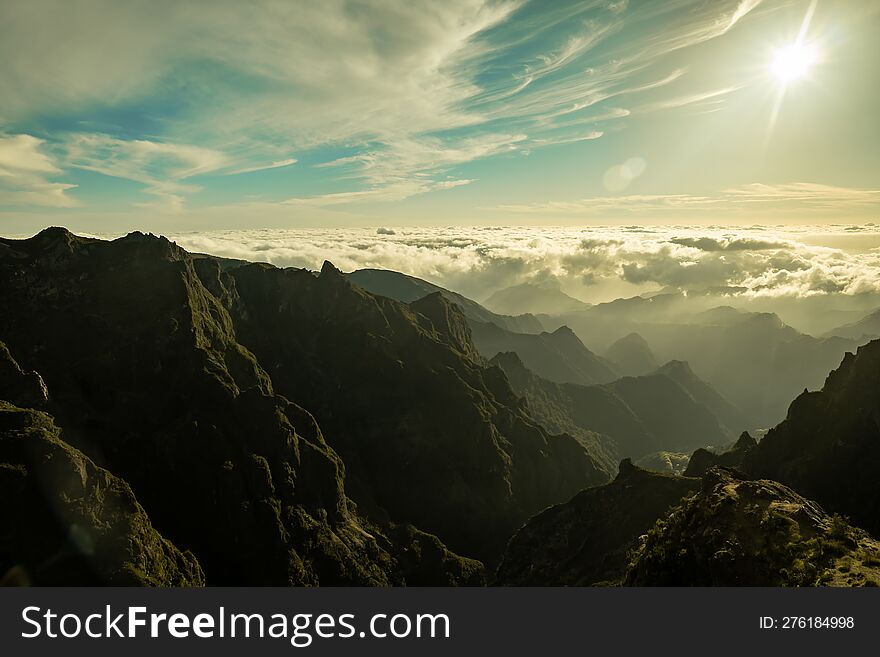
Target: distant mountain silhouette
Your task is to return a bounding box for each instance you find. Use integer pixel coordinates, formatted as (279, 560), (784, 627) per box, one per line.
(490, 352), (735, 460)
(483, 282), (590, 316)
(472, 322), (618, 386)
(654, 360), (750, 435)
(546, 301), (862, 426)
(604, 332), (658, 376)
(347, 268), (542, 333)
(824, 308), (880, 342)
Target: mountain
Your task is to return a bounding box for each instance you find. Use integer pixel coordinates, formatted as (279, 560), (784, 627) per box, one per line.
(483, 282), (590, 316)
(225, 260), (608, 561)
(604, 333), (658, 377)
(0, 228), (517, 583)
(605, 372), (731, 453)
(625, 468), (880, 586)
(0, 343), (204, 586)
(347, 268), (542, 333)
(495, 460), (699, 585)
(547, 303), (862, 427)
(743, 338), (880, 537)
(825, 308), (880, 342)
(654, 360), (750, 434)
(491, 351), (735, 460)
(684, 431), (757, 477)
(472, 322), (618, 386)
(488, 352), (623, 474)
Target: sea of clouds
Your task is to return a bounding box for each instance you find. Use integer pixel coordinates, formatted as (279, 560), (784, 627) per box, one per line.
(165, 224), (880, 305)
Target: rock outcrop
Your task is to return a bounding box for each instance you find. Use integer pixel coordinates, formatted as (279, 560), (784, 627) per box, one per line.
(626, 468), (880, 586)
(494, 460), (699, 585)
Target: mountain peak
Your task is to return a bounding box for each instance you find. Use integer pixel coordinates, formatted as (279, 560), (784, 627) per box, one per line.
(320, 260), (341, 276)
(734, 430), (757, 450)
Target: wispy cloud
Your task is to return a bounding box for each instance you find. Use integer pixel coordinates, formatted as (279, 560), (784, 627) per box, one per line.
(0, 134), (77, 207)
(0, 0), (768, 209)
(227, 158), (298, 176)
(496, 182), (880, 217)
(64, 134), (230, 211)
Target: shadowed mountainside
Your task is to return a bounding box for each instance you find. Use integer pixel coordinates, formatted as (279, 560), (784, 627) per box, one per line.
(0, 345), (204, 586)
(0, 229), (492, 584)
(495, 460), (699, 585)
(743, 338), (880, 537)
(222, 259), (607, 561)
(471, 322), (618, 386)
(604, 332), (658, 377)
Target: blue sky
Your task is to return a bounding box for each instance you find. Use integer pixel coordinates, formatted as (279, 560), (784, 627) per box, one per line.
(1, 0), (878, 233)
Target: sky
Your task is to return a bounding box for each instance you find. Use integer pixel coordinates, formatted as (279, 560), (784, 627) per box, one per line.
(1, 0), (878, 235)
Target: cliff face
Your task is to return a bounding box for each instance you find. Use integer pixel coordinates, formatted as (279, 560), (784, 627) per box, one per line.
(743, 339), (880, 536)
(223, 259), (607, 561)
(494, 460), (699, 585)
(626, 468), (880, 586)
(0, 228), (603, 582)
(0, 229), (482, 584)
(0, 400), (205, 586)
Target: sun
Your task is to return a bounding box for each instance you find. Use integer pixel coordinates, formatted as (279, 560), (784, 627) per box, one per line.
(771, 42), (818, 83)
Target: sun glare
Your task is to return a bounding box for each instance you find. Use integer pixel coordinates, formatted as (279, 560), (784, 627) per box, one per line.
(771, 42), (818, 83)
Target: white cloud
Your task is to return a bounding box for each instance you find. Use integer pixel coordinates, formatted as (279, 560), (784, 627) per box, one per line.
(64, 134), (231, 211)
(0, 0), (768, 208)
(0, 134), (77, 207)
(162, 224), (880, 303)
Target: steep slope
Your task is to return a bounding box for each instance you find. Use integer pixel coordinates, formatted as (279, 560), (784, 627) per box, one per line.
(606, 373), (731, 453)
(214, 258), (609, 562)
(484, 282), (589, 316)
(491, 352), (734, 460)
(743, 339), (880, 537)
(0, 341), (203, 586)
(605, 333), (658, 377)
(0, 228), (481, 584)
(471, 322), (618, 386)
(495, 460), (699, 585)
(0, 401), (206, 586)
(626, 468), (880, 586)
(347, 268), (542, 333)
(655, 360), (750, 434)
(490, 352), (649, 466)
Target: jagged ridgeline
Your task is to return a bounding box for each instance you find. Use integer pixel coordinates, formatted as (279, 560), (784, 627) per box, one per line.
(0, 228), (606, 585)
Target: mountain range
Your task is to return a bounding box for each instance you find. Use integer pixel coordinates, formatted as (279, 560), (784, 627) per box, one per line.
(0, 228), (607, 584)
(3, 227), (880, 587)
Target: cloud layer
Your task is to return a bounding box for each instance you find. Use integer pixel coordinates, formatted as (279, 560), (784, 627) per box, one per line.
(164, 224), (880, 303)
